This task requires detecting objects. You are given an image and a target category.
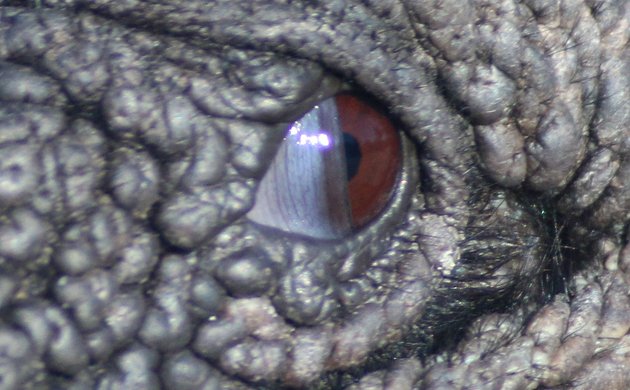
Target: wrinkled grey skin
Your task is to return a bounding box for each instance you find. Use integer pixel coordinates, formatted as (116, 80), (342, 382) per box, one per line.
(0, 0), (628, 389)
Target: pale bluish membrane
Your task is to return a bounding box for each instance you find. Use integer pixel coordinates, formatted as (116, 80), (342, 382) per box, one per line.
(247, 97), (352, 239)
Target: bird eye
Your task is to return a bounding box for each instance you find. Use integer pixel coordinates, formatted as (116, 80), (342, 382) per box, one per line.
(247, 93), (401, 239)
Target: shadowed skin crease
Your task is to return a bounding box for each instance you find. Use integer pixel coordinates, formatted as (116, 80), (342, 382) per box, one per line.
(0, 1), (628, 389)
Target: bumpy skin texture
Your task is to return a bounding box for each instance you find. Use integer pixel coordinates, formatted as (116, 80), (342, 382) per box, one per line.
(0, 0), (628, 389)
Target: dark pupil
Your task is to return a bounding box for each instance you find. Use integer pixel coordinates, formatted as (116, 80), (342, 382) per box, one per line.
(343, 131), (362, 181)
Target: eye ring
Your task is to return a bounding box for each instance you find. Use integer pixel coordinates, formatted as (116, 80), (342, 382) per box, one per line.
(247, 92), (416, 241)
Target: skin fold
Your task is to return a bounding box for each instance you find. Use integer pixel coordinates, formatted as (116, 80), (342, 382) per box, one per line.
(0, 0), (628, 389)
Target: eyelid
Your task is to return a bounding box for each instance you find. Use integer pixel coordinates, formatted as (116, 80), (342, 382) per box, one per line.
(250, 136), (417, 248)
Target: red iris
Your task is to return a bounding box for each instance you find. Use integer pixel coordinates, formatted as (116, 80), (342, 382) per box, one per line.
(336, 93), (401, 228)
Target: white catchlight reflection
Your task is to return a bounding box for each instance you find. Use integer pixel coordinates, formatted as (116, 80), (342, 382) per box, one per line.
(297, 133), (331, 148)
(289, 122), (301, 136)
(288, 119), (332, 150)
